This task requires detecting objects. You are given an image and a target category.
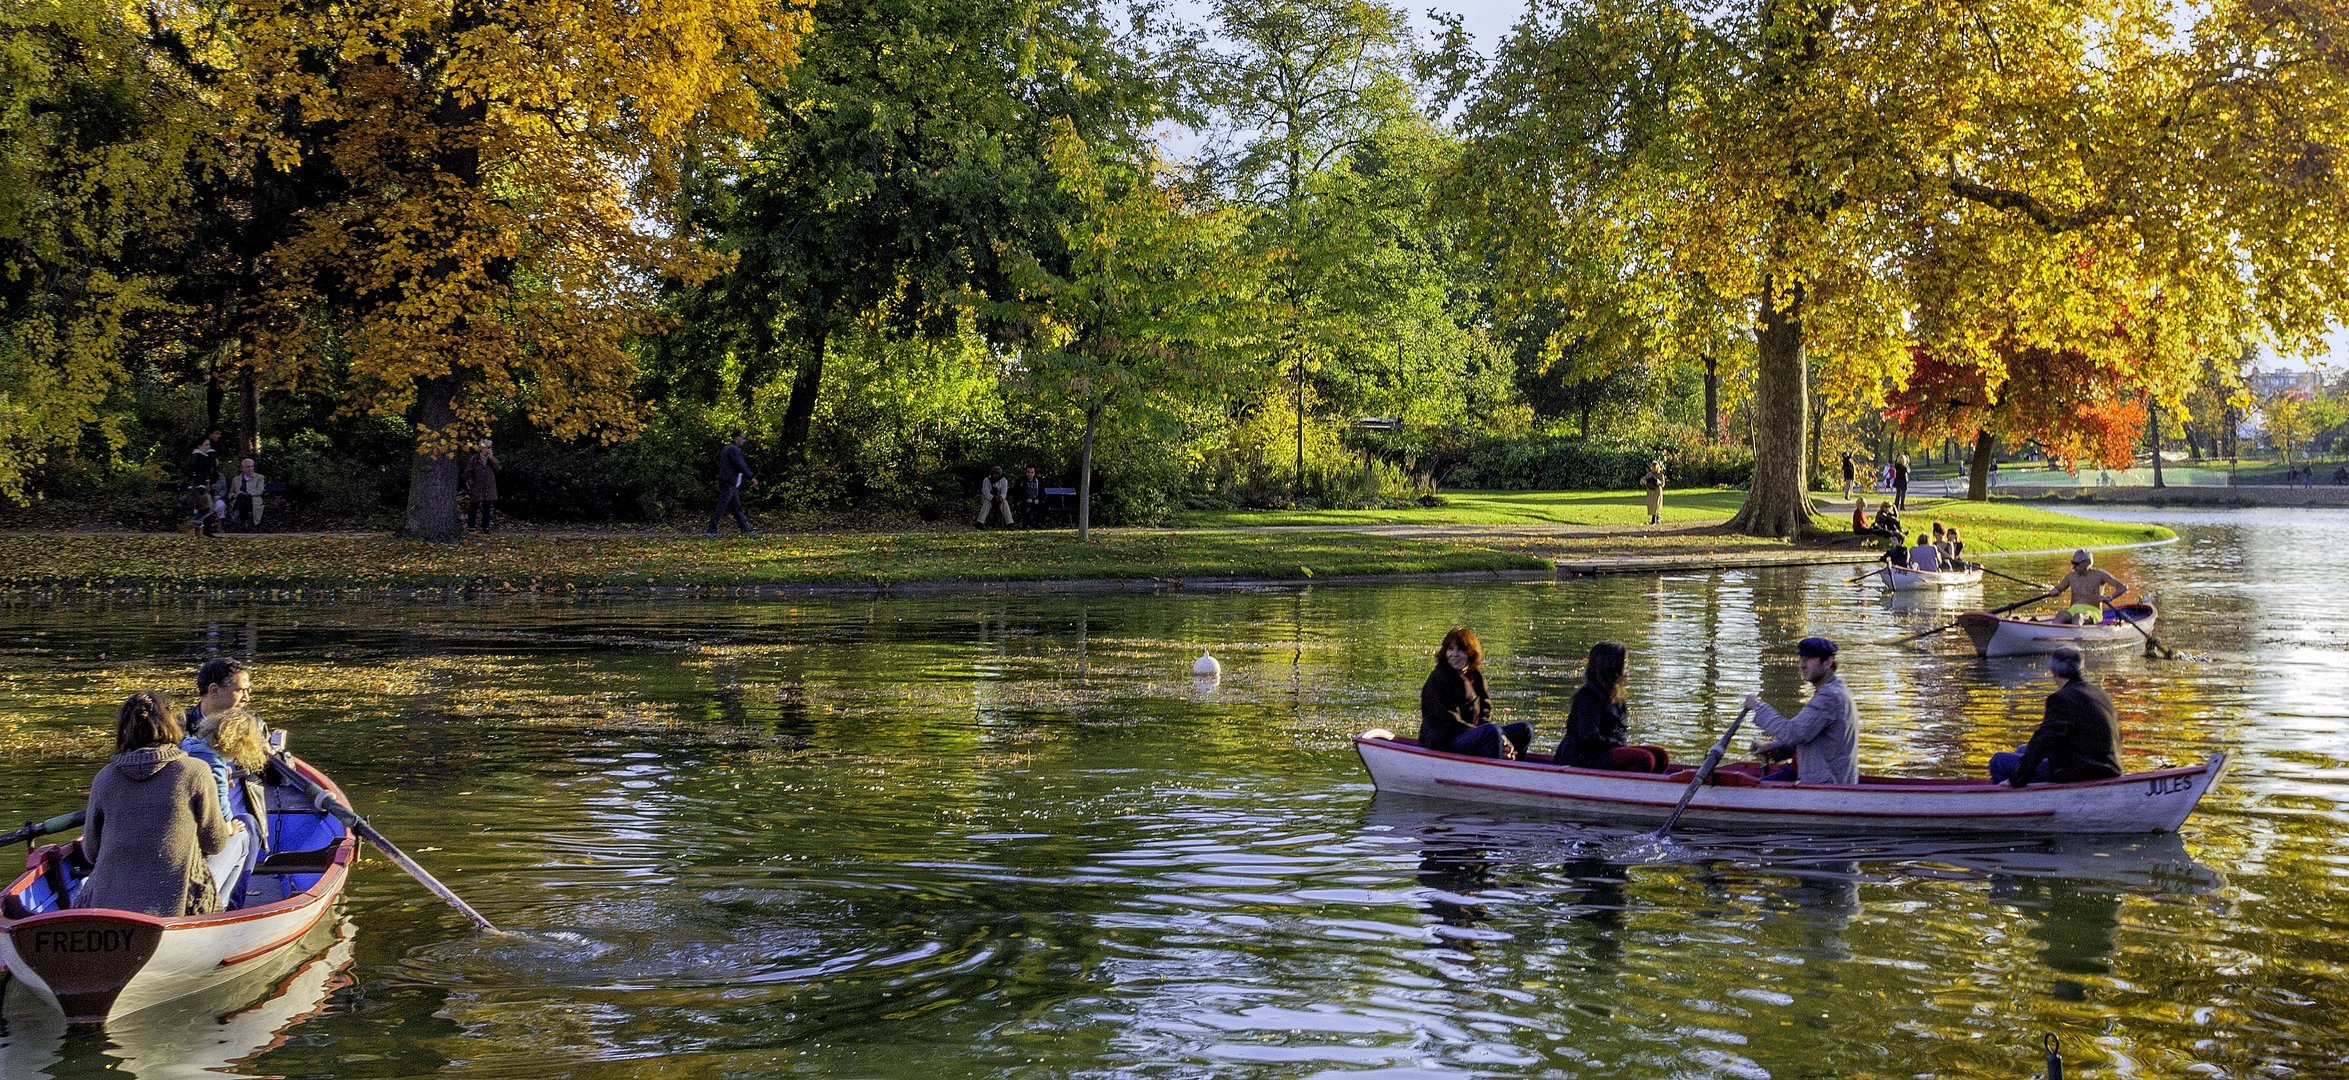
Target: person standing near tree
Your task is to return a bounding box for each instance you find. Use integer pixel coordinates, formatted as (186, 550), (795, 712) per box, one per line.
(1892, 454), (1911, 511)
(1641, 459), (1667, 525)
(1841, 452), (1856, 499)
(462, 439), (500, 533)
(706, 431), (757, 536)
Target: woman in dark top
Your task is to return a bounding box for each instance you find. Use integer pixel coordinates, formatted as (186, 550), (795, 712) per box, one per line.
(1417, 627), (1532, 759)
(1552, 641), (1673, 772)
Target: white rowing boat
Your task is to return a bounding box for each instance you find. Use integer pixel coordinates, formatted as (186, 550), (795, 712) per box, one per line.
(1353, 733), (2225, 835)
(0, 754), (356, 1024)
(1956, 602), (2158, 657)
(1881, 564), (1983, 590)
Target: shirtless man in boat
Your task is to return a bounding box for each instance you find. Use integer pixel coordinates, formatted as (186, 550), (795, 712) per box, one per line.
(2044, 549), (2128, 625)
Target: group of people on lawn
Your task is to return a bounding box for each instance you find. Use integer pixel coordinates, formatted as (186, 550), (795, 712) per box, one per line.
(1416, 628), (2120, 789)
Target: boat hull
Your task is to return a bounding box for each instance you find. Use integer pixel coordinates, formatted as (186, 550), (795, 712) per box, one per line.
(1353, 735), (2224, 835)
(1883, 564), (1982, 590)
(1957, 603), (2157, 656)
(0, 756), (356, 1024)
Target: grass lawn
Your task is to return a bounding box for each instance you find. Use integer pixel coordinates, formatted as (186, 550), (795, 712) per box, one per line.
(1167, 489), (1752, 527)
(1169, 488), (2172, 553)
(0, 529), (1554, 595)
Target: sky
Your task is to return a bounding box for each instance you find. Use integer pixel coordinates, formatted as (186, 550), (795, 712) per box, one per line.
(1172, 0), (2344, 374)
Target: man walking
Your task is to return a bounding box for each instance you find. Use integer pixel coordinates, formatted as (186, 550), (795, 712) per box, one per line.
(1841, 452), (1856, 499)
(1892, 453), (1911, 511)
(707, 430), (757, 536)
(463, 439), (499, 533)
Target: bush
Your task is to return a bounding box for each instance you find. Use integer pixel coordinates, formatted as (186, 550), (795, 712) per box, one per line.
(1468, 435), (1752, 490)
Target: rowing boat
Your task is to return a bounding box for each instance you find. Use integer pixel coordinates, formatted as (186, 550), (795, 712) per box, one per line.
(1956, 602), (2157, 657)
(1352, 732), (2225, 834)
(0, 754), (356, 1024)
(1882, 564), (1983, 590)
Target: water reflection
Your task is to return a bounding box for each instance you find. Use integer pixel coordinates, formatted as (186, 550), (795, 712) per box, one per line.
(0, 508), (2340, 1076)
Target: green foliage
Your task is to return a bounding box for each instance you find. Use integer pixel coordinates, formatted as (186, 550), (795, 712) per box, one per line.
(1466, 435), (1753, 491)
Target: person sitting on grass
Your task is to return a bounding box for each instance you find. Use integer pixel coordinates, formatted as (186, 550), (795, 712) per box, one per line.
(1418, 627), (1532, 760)
(1989, 647), (2120, 787)
(1552, 641), (1672, 773)
(1851, 498), (1869, 535)
(1868, 502), (1903, 539)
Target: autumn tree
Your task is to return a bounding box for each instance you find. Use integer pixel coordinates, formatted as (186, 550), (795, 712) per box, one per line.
(0, 0), (214, 501)
(157, 0), (809, 542)
(1454, 0), (2349, 537)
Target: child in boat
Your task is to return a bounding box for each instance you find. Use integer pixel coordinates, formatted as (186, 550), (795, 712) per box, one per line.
(1418, 627), (1532, 759)
(183, 707), (268, 831)
(77, 692), (241, 916)
(1551, 642), (1672, 772)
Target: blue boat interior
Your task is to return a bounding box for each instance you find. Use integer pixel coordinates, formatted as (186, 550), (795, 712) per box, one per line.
(4, 768), (351, 918)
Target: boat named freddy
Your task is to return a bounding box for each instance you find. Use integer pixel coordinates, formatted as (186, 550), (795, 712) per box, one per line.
(1354, 732), (2225, 835)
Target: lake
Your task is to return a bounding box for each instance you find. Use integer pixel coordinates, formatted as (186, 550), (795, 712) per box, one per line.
(2, 507), (2343, 1077)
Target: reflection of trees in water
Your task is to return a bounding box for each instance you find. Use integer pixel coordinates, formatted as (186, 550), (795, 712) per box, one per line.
(1991, 875), (2123, 1001)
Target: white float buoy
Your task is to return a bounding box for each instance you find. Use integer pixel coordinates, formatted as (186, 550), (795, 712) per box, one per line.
(1192, 650), (1221, 677)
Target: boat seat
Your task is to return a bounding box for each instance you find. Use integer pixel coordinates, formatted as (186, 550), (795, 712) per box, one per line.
(252, 844), (341, 875)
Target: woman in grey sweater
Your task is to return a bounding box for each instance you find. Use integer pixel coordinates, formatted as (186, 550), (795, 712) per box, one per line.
(78, 692), (238, 916)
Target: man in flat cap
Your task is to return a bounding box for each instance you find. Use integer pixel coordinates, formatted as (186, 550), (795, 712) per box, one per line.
(1743, 637), (1859, 784)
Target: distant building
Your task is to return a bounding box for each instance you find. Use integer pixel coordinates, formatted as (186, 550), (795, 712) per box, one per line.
(2248, 369), (2323, 398)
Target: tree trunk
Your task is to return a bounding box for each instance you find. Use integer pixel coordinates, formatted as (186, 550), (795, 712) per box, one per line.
(1966, 427), (1994, 500)
(1703, 356), (1720, 442)
(1078, 402), (1098, 542)
(1727, 281), (1815, 538)
(779, 319), (829, 466)
(2148, 401), (2165, 488)
(238, 370), (259, 459)
(1293, 345), (1305, 502)
(401, 374), (466, 543)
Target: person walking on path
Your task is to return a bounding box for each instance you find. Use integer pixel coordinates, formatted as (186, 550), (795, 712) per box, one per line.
(706, 431), (757, 536)
(1841, 452), (1856, 499)
(977, 466), (1014, 527)
(1640, 459), (1667, 526)
(462, 439), (500, 533)
(1892, 454), (1911, 511)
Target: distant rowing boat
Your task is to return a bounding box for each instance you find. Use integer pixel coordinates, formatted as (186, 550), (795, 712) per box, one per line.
(1353, 733), (2225, 835)
(0, 754), (356, 1024)
(1956, 602), (2158, 657)
(1882, 564), (1983, 590)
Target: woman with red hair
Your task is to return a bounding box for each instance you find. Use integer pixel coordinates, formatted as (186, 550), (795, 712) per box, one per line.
(1417, 627), (1532, 759)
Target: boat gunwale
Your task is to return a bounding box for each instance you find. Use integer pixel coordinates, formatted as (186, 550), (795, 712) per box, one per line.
(1351, 735), (2219, 794)
(0, 754), (356, 934)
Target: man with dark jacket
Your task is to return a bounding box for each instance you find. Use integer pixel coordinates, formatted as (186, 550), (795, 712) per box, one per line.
(1990, 647), (2122, 786)
(706, 430), (757, 536)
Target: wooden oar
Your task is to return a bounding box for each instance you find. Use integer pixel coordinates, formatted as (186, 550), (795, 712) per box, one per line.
(1877, 593), (2051, 646)
(269, 752), (503, 935)
(1844, 567), (1886, 584)
(2105, 603), (2178, 659)
(0, 810), (84, 848)
(1648, 704), (1754, 841)
(1976, 565), (2044, 590)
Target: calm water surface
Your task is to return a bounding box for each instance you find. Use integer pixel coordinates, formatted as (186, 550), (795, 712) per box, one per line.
(1, 508), (2344, 1078)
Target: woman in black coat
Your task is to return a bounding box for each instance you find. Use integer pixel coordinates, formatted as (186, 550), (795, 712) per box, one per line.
(1417, 627), (1532, 758)
(1552, 641), (1673, 772)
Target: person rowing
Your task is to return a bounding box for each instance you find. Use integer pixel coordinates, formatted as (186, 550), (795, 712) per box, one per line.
(2044, 549), (2127, 625)
(1988, 646), (2121, 787)
(1741, 637), (1859, 784)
